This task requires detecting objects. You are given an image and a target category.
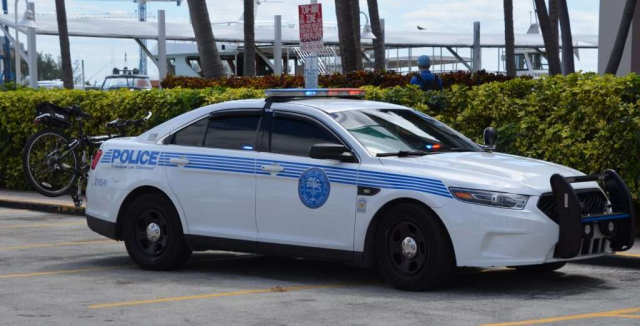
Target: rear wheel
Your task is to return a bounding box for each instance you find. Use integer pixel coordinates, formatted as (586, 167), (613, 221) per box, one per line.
(23, 129), (78, 197)
(124, 194), (192, 270)
(513, 262), (567, 273)
(375, 203), (454, 291)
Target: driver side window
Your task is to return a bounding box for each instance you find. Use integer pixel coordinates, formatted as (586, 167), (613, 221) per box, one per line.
(270, 115), (341, 157)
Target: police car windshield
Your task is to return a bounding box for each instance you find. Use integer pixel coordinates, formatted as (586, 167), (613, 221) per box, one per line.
(331, 109), (481, 156)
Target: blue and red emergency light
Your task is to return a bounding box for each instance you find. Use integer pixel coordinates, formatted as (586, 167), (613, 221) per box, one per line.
(265, 88), (366, 98)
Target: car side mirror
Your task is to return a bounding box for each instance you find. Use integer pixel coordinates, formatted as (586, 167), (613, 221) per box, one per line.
(309, 143), (357, 162)
(483, 127), (498, 152)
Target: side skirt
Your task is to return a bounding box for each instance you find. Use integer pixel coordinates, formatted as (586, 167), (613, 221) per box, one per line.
(184, 234), (364, 265)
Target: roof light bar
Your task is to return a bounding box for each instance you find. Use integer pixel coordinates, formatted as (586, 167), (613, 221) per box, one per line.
(265, 88), (366, 99)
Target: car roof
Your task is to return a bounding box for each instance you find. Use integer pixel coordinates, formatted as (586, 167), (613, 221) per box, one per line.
(278, 98), (411, 113)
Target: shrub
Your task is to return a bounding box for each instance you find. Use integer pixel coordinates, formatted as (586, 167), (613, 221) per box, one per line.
(161, 70), (522, 90)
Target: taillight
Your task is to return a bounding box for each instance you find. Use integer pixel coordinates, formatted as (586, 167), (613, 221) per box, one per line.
(91, 149), (103, 170)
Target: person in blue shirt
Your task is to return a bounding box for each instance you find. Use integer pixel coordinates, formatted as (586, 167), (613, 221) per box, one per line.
(410, 55), (443, 91)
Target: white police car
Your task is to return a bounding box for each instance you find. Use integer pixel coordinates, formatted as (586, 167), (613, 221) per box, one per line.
(86, 89), (635, 291)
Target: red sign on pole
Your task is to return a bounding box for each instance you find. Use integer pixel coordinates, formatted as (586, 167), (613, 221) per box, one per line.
(299, 3), (324, 52)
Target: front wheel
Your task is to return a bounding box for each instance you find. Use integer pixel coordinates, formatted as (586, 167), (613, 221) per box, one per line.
(23, 129), (78, 197)
(376, 203), (454, 291)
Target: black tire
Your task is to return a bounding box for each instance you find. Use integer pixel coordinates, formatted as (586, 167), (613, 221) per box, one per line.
(23, 129), (78, 197)
(123, 193), (192, 271)
(513, 262), (567, 273)
(375, 203), (454, 291)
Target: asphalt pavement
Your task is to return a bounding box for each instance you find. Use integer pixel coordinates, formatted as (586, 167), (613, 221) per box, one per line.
(1, 207), (640, 326)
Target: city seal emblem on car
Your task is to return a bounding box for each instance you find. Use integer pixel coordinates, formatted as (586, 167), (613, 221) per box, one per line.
(298, 168), (331, 209)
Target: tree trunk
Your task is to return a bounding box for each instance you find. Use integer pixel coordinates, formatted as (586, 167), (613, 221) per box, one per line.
(351, 0), (362, 70)
(503, 0), (516, 77)
(55, 0), (73, 89)
(243, 0), (256, 76)
(557, 0), (575, 74)
(367, 0), (385, 71)
(533, 0), (562, 75)
(335, 0), (357, 72)
(186, 0), (225, 78)
(549, 0), (559, 52)
(605, 0), (638, 74)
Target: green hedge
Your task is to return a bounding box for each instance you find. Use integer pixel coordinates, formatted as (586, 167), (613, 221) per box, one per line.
(1, 73), (639, 221)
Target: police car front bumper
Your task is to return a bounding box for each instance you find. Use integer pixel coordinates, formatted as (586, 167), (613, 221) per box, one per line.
(436, 170), (635, 268)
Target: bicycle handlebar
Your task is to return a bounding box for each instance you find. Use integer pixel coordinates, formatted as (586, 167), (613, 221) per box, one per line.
(106, 111), (153, 130)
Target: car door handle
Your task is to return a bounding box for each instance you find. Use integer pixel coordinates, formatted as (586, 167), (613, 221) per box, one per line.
(262, 163), (284, 175)
(169, 157), (190, 166)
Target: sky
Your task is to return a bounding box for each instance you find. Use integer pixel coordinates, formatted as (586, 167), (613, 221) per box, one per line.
(21, 0), (601, 85)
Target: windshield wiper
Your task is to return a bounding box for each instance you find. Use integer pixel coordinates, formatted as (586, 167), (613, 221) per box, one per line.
(376, 150), (430, 157)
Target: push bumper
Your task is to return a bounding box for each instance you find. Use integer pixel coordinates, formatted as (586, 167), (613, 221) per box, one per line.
(551, 170), (635, 258)
(86, 213), (118, 240)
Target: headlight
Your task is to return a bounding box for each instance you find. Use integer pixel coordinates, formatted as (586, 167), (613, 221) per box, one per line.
(449, 187), (529, 210)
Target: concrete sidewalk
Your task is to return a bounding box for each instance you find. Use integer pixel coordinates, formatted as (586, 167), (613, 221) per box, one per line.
(0, 189), (85, 215)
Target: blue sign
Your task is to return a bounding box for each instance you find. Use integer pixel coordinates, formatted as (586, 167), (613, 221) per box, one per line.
(298, 168), (331, 209)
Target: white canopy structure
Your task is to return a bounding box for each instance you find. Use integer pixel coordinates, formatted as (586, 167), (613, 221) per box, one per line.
(0, 14), (598, 48)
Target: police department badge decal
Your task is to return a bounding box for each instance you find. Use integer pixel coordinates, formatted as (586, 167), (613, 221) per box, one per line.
(298, 168), (331, 209)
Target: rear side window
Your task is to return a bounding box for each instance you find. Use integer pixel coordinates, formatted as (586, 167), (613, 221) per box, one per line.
(205, 115), (261, 150)
(171, 118), (208, 147)
(271, 116), (340, 157)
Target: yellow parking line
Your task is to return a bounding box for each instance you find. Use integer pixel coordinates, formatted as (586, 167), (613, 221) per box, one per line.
(609, 314), (640, 319)
(480, 307), (640, 326)
(615, 252), (640, 258)
(89, 283), (356, 309)
(0, 265), (127, 279)
(0, 239), (116, 251)
(0, 221), (85, 230)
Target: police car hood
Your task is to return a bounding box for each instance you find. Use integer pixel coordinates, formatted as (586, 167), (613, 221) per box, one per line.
(379, 152), (592, 195)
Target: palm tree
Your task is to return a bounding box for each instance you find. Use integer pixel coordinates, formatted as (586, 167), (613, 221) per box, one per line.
(367, 0), (385, 71)
(557, 0), (575, 74)
(186, 0), (225, 78)
(55, 0), (73, 89)
(605, 0), (638, 74)
(549, 0), (559, 51)
(533, 0), (562, 75)
(335, 0), (357, 72)
(503, 0), (516, 77)
(351, 0), (362, 70)
(243, 0), (256, 76)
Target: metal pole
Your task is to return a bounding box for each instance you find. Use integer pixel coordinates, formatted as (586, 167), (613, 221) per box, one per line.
(138, 1), (147, 75)
(157, 10), (167, 83)
(81, 59), (85, 88)
(274, 15), (282, 76)
(286, 46), (290, 75)
(305, 0), (318, 88)
(408, 47), (412, 73)
(14, 0), (19, 84)
(26, 1), (35, 88)
(381, 18), (385, 69)
(2, 0), (10, 82)
(472, 21), (481, 72)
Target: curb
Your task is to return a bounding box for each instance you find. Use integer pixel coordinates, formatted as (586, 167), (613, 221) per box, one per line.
(0, 198), (85, 216)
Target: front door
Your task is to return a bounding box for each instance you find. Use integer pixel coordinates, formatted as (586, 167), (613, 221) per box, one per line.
(255, 109), (359, 256)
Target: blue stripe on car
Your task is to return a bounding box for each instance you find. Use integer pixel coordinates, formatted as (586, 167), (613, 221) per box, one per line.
(104, 150), (453, 199)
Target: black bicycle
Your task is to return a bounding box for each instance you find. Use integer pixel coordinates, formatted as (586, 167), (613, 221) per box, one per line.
(23, 102), (151, 206)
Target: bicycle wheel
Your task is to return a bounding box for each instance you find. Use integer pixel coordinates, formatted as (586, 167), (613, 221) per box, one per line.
(23, 129), (78, 197)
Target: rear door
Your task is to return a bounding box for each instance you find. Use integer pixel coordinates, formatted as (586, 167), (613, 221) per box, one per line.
(164, 109), (262, 242)
(255, 106), (360, 257)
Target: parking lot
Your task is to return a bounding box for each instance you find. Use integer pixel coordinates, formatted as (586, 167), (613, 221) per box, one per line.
(1, 206), (640, 326)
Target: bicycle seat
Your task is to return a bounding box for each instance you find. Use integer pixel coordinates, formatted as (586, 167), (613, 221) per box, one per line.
(69, 105), (91, 118)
